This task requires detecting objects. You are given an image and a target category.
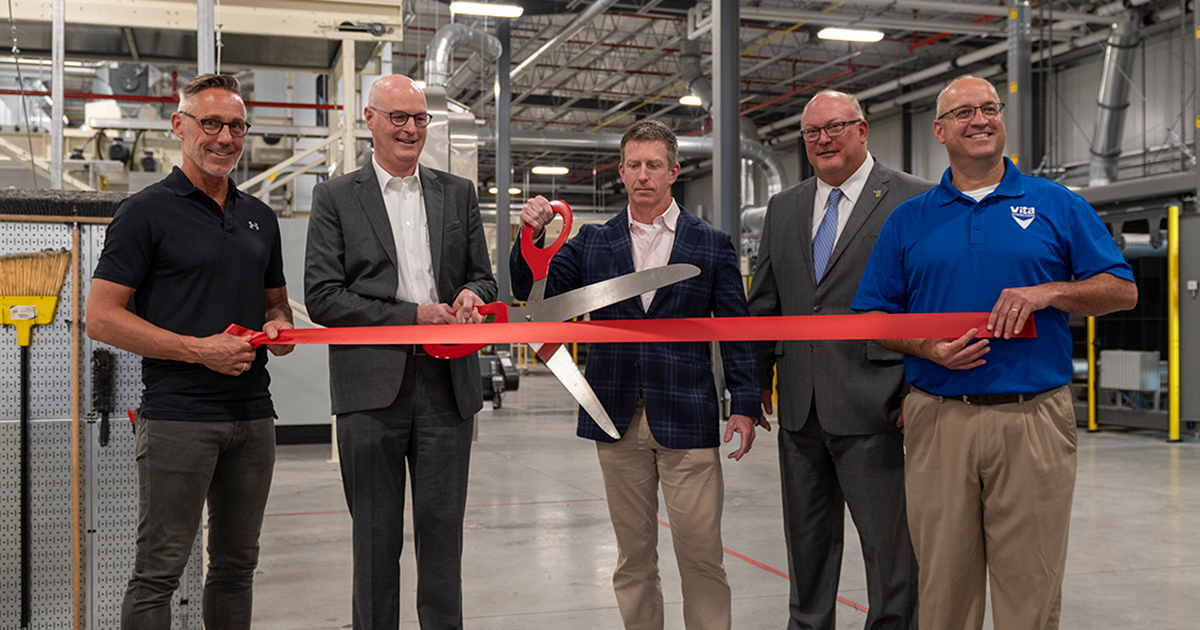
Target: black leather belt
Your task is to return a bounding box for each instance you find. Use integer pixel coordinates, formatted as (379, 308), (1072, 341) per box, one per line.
(916, 387), (1052, 406)
(957, 393), (1025, 405)
(401, 344), (428, 356)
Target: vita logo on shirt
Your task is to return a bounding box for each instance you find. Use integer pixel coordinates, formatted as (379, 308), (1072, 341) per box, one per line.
(1010, 205), (1035, 229)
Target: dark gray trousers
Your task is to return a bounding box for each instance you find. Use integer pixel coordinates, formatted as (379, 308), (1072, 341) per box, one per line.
(337, 355), (473, 630)
(121, 414), (276, 630)
(779, 400), (917, 630)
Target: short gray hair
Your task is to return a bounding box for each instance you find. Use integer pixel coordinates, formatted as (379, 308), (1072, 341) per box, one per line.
(178, 74), (242, 111)
(801, 90), (865, 122)
(936, 75), (1000, 117)
(621, 119), (678, 168)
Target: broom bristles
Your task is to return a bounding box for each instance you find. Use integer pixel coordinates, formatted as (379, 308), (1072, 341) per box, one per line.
(0, 249), (72, 296)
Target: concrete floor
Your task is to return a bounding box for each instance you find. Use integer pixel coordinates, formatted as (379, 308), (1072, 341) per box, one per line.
(250, 366), (1200, 630)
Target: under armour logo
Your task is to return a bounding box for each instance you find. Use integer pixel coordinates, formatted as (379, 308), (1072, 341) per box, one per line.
(248, 221), (259, 231)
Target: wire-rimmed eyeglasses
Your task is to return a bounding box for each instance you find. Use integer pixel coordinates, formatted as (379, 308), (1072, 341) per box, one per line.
(801, 119), (862, 143)
(937, 102), (1004, 122)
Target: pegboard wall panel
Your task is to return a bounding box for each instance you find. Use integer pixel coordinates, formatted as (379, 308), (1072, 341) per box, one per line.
(1, 222), (201, 630)
(0, 419), (75, 629)
(0, 222), (76, 420)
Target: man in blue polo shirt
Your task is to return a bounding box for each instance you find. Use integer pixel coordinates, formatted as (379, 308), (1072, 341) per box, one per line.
(852, 75), (1137, 630)
(88, 73), (293, 629)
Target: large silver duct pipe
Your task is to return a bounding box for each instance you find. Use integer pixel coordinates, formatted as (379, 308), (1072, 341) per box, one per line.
(424, 23), (502, 95)
(679, 39), (760, 142)
(1089, 9), (1143, 186)
(476, 128), (787, 198)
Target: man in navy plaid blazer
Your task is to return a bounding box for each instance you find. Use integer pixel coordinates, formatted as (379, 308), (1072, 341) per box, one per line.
(511, 119), (761, 630)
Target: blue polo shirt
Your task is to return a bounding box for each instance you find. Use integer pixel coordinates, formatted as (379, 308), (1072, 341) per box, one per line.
(94, 167), (286, 421)
(852, 159), (1133, 396)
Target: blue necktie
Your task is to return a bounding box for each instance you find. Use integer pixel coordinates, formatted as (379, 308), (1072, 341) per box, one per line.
(813, 188), (842, 281)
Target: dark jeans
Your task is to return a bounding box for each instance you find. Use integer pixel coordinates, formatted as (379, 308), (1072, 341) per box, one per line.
(121, 414), (276, 630)
(338, 354), (473, 630)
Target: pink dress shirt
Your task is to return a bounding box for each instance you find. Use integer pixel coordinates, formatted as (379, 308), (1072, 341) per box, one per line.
(628, 199), (680, 310)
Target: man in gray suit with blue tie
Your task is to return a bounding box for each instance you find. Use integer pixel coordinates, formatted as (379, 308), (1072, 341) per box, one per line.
(748, 90), (930, 630)
(304, 74), (496, 630)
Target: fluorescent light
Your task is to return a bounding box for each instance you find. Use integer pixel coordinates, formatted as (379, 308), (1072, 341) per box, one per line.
(450, 2), (524, 18)
(509, 187), (522, 195)
(679, 94), (703, 107)
(531, 166), (569, 176)
(817, 28), (885, 43)
(414, 80), (427, 89)
(488, 186), (499, 194)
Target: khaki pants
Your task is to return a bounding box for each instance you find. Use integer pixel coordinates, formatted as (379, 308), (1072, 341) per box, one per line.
(596, 404), (731, 630)
(905, 386), (1077, 630)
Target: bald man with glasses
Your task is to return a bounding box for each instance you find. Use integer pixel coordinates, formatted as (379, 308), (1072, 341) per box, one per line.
(853, 75), (1137, 630)
(749, 89), (930, 630)
(305, 74), (496, 630)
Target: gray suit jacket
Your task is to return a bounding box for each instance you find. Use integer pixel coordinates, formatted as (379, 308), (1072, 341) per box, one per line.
(748, 161), (932, 435)
(304, 163), (497, 418)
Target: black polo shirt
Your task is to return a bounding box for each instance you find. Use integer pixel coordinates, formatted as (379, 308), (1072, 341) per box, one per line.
(94, 167), (286, 421)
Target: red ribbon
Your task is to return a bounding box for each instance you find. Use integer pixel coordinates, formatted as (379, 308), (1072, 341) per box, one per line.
(227, 312), (1035, 348)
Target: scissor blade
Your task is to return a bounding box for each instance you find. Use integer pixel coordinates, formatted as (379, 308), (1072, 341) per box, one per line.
(533, 342), (621, 439)
(517, 264), (700, 323)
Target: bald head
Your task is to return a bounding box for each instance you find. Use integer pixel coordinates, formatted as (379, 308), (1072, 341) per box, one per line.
(936, 75), (1000, 119)
(365, 74), (429, 178)
(369, 75), (426, 110)
(802, 90), (864, 123)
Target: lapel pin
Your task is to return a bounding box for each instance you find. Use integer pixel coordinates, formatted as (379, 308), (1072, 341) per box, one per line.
(874, 189), (882, 198)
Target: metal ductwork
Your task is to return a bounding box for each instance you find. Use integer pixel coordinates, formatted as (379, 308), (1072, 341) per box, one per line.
(424, 23), (502, 97)
(1089, 8), (1143, 186)
(475, 128), (787, 198)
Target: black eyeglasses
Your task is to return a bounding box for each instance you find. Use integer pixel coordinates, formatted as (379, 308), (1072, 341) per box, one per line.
(179, 111), (251, 138)
(801, 119), (861, 143)
(937, 102), (1004, 122)
(369, 107), (433, 128)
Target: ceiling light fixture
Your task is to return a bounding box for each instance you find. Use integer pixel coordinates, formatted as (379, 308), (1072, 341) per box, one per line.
(509, 187), (522, 195)
(450, 2), (525, 18)
(679, 94), (703, 107)
(531, 166), (569, 175)
(817, 27), (885, 43)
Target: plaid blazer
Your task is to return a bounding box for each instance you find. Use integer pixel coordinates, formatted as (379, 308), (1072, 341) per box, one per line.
(511, 206), (759, 448)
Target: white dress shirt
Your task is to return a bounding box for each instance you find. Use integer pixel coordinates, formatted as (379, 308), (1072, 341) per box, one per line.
(373, 156), (438, 306)
(628, 199), (680, 310)
(812, 152), (875, 245)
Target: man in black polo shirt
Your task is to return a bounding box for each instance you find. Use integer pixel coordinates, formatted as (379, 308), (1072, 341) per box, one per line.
(87, 73), (293, 630)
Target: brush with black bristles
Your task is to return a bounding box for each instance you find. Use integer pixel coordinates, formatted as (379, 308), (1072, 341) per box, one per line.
(92, 349), (117, 447)
(0, 188), (127, 224)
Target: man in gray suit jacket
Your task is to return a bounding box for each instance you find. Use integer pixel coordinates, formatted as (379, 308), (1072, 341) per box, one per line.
(304, 75), (496, 630)
(748, 90), (931, 630)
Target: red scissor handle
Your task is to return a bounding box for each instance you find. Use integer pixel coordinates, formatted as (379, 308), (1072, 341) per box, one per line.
(520, 199), (573, 281)
(423, 301), (510, 359)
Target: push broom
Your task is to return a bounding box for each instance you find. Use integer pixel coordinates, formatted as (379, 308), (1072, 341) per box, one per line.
(0, 249), (71, 629)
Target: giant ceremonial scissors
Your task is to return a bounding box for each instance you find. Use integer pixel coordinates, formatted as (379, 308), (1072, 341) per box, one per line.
(424, 200), (699, 439)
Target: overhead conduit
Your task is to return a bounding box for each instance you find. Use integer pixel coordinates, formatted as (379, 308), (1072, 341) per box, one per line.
(1089, 8), (1143, 186)
(424, 23), (502, 97)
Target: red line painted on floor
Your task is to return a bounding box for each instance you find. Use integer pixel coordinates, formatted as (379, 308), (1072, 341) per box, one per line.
(263, 497), (605, 518)
(657, 519), (870, 615)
